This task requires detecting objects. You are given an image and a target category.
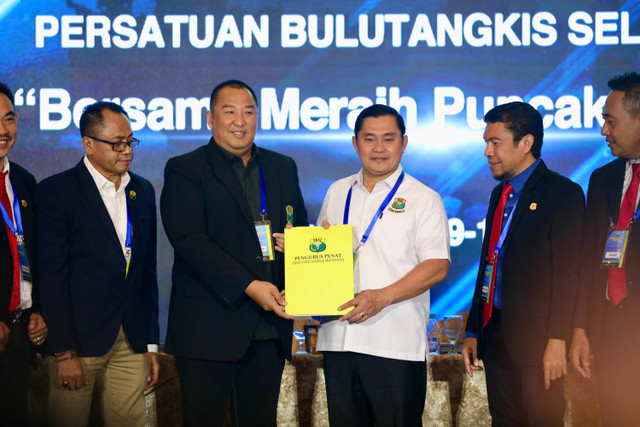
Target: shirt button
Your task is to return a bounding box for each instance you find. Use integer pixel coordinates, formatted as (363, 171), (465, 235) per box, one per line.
(256, 256), (262, 261)
(504, 213), (508, 217)
(509, 194), (513, 198)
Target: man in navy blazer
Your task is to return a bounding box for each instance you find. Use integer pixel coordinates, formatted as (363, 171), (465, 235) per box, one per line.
(161, 80), (308, 426)
(462, 102), (584, 426)
(37, 102), (159, 427)
(0, 82), (48, 426)
(570, 72), (640, 425)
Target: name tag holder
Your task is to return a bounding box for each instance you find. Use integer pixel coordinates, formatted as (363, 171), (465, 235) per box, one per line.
(601, 193), (639, 269)
(0, 185), (32, 283)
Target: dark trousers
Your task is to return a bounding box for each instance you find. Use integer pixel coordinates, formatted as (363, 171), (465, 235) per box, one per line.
(595, 302), (640, 427)
(0, 319), (31, 427)
(175, 339), (285, 427)
(323, 351), (426, 427)
(482, 312), (564, 427)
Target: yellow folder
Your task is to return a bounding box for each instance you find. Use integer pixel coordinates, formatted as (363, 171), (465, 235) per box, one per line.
(284, 224), (354, 316)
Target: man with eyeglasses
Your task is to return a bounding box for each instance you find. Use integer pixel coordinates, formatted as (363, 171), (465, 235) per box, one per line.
(36, 101), (159, 427)
(0, 81), (49, 426)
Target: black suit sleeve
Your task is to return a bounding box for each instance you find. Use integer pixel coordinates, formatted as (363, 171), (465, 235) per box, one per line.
(143, 180), (159, 345)
(35, 179), (77, 353)
(546, 180), (585, 341)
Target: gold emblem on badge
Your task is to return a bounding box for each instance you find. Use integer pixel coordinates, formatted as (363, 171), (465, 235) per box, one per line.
(129, 190), (136, 200)
(529, 203), (537, 211)
(20, 200), (27, 207)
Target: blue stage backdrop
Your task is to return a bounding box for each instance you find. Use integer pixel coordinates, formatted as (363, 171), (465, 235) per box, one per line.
(2, 0), (639, 342)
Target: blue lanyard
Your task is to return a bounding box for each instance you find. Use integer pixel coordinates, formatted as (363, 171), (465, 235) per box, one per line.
(259, 167), (267, 220)
(124, 203), (132, 277)
(0, 184), (23, 236)
(343, 171), (405, 249)
(493, 194), (520, 255)
(606, 193), (640, 230)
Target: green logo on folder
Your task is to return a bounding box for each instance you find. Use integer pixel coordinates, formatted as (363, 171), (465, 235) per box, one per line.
(309, 237), (326, 253)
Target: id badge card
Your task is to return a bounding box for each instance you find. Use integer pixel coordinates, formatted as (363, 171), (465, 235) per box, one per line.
(16, 234), (33, 283)
(481, 258), (496, 303)
(255, 220), (275, 262)
(602, 230), (630, 268)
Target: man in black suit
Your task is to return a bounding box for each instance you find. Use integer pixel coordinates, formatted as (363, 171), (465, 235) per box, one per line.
(570, 72), (640, 426)
(37, 102), (159, 427)
(161, 80), (308, 426)
(0, 82), (48, 426)
(462, 102), (584, 426)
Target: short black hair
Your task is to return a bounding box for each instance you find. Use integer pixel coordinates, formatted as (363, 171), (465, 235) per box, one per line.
(0, 82), (15, 108)
(209, 80), (258, 110)
(608, 72), (640, 118)
(484, 102), (543, 159)
(354, 104), (406, 137)
(79, 101), (129, 138)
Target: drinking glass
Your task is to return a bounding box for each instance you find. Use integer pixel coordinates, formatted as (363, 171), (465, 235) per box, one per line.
(293, 329), (308, 354)
(443, 315), (463, 354)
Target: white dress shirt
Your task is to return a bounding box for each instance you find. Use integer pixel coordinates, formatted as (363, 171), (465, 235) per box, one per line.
(316, 166), (450, 361)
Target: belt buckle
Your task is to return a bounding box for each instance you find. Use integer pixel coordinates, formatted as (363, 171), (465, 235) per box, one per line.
(9, 308), (25, 325)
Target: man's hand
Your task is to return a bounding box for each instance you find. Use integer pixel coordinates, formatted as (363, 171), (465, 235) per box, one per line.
(145, 352), (159, 390)
(273, 223), (293, 253)
(569, 327), (591, 379)
(462, 337), (483, 377)
(543, 338), (567, 389)
(337, 289), (393, 323)
(56, 351), (88, 390)
(0, 321), (9, 353)
(245, 280), (294, 320)
(28, 312), (48, 346)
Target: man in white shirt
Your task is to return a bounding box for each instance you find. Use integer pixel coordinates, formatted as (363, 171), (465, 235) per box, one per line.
(0, 81), (48, 426)
(37, 102), (159, 427)
(316, 104), (450, 425)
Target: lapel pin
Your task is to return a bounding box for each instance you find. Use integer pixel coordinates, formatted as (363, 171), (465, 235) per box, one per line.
(129, 190), (136, 200)
(529, 202), (537, 211)
(20, 200), (27, 207)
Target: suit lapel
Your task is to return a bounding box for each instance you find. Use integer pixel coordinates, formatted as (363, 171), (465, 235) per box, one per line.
(76, 160), (122, 251)
(204, 139), (255, 230)
(9, 165), (35, 264)
(501, 160), (547, 252)
(125, 177), (139, 271)
(260, 152), (284, 232)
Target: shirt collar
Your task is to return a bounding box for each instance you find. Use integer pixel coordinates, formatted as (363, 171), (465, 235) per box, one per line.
(1, 157), (9, 174)
(83, 155), (130, 193)
(216, 143), (260, 167)
(355, 165), (404, 191)
(506, 158), (540, 195)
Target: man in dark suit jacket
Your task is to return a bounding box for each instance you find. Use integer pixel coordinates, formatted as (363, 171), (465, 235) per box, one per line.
(161, 80), (308, 426)
(37, 102), (159, 427)
(570, 72), (640, 426)
(0, 82), (48, 426)
(462, 102), (584, 426)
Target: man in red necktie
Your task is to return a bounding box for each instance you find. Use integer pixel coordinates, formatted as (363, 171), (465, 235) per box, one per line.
(570, 72), (640, 426)
(0, 81), (48, 426)
(462, 102), (585, 426)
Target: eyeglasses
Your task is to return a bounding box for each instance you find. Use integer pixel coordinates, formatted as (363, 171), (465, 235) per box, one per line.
(86, 136), (140, 152)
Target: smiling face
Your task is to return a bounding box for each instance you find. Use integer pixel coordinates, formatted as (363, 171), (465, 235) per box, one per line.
(601, 90), (640, 159)
(352, 114), (407, 191)
(82, 109), (134, 188)
(483, 121), (534, 181)
(0, 93), (17, 164)
(208, 86), (257, 164)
